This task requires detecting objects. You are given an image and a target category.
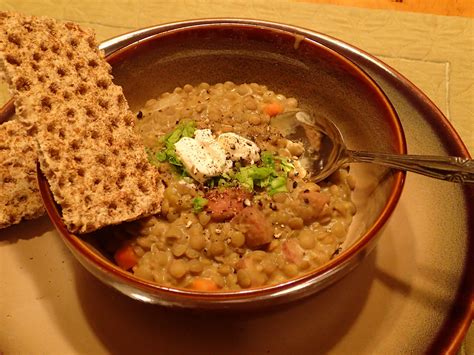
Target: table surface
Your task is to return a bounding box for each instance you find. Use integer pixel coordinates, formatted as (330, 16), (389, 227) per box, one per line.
(301, 0), (474, 18)
(0, 1), (472, 354)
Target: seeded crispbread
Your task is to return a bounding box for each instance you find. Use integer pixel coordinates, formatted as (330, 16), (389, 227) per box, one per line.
(0, 12), (163, 233)
(0, 119), (44, 228)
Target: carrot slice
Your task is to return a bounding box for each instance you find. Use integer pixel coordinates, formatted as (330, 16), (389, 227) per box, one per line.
(190, 278), (220, 291)
(114, 244), (138, 270)
(263, 102), (284, 117)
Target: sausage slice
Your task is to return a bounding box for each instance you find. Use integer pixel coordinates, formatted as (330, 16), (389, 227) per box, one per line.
(206, 187), (252, 222)
(232, 207), (273, 248)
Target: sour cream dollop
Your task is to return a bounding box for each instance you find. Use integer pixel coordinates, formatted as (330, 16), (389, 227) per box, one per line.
(174, 129), (260, 183)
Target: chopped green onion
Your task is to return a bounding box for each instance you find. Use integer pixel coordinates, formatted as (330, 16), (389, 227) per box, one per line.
(154, 120), (196, 173)
(261, 151), (275, 168)
(276, 156), (295, 174)
(155, 151), (167, 162)
(269, 175), (288, 195)
(145, 147), (161, 167)
(151, 126), (294, 196)
(160, 120), (196, 145)
(192, 196), (208, 213)
(234, 166), (274, 190)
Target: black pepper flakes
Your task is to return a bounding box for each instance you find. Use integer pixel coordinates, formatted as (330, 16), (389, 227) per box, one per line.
(292, 181), (298, 188)
(136, 110), (143, 119)
(304, 198), (309, 204)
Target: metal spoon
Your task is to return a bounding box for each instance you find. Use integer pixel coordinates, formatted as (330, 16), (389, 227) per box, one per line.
(272, 111), (474, 183)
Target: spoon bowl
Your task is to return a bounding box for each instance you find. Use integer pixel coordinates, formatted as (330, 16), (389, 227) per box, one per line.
(273, 111), (474, 183)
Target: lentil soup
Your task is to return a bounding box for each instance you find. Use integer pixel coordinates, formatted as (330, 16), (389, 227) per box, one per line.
(100, 82), (356, 291)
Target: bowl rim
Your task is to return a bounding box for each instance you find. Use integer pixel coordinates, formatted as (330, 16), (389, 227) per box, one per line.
(36, 20), (405, 300)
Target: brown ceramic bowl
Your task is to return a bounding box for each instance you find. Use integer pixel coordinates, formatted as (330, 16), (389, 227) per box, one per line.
(37, 20), (405, 309)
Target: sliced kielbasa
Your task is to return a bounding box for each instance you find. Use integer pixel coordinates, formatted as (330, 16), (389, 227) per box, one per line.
(282, 238), (304, 264)
(206, 187), (252, 222)
(232, 207), (273, 248)
(296, 190), (330, 223)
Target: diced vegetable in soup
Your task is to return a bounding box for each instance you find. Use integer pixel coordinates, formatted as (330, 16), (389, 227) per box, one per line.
(103, 82), (356, 291)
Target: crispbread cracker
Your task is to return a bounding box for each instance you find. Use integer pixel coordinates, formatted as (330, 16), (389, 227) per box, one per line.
(0, 119), (44, 228)
(0, 12), (164, 233)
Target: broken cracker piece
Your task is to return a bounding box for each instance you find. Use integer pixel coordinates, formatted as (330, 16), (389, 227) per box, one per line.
(0, 119), (44, 228)
(0, 12), (164, 233)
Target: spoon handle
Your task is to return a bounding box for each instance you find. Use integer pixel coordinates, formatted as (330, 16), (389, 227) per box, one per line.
(347, 151), (474, 183)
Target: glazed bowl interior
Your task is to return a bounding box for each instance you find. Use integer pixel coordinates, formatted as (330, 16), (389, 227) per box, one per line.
(39, 21), (406, 308)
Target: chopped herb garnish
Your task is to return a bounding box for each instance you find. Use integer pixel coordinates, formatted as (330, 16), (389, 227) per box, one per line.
(154, 120), (196, 173)
(261, 151), (294, 174)
(261, 151), (275, 168)
(160, 120), (196, 146)
(192, 196), (208, 213)
(276, 156), (295, 174)
(150, 124), (296, 196)
(269, 175), (288, 195)
(205, 174), (236, 188)
(155, 150), (167, 162)
(234, 166), (274, 190)
(237, 151), (294, 195)
(220, 151), (296, 194)
(205, 177), (218, 189)
(145, 147), (161, 167)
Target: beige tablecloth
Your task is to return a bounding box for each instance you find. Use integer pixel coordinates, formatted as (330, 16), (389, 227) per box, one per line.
(0, 1), (472, 353)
